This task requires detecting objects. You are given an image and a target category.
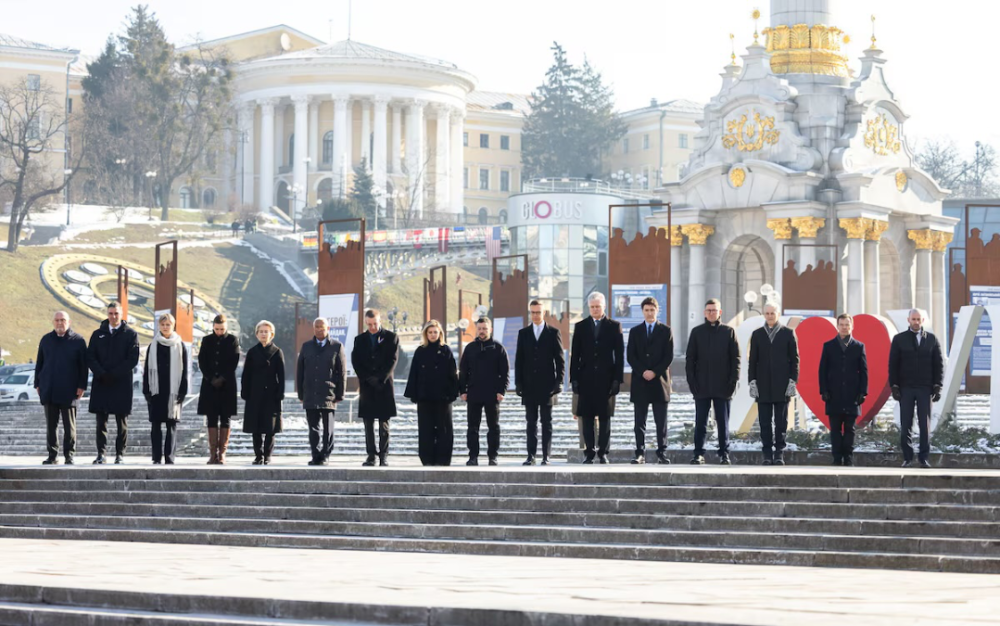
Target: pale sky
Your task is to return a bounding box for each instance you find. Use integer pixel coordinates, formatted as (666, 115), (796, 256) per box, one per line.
(2, 0), (995, 156)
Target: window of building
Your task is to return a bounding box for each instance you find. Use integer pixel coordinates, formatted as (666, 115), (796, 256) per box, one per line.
(500, 135), (510, 150)
(463, 167), (469, 189)
(679, 133), (688, 149)
(480, 133), (490, 148)
(27, 118), (40, 141)
(463, 132), (468, 147)
(478, 207), (489, 224)
(27, 74), (40, 91)
(500, 170), (510, 192)
(643, 134), (650, 150)
(202, 188), (217, 207)
(623, 137), (629, 154)
(499, 209), (508, 224)
(322, 131), (333, 164)
(479, 168), (490, 190)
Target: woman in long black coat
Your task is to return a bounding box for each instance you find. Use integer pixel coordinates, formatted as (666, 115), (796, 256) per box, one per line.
(241, 320), (285, 465)
(143, 313), (189, 465)
(197, 314), (241, 464)
(404, 320), (459, 466)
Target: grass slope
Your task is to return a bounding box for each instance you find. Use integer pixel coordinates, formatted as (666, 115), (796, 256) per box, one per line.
(367, 270), (492, 328)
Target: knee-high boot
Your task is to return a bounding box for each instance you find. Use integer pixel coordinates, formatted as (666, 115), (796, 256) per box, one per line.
(218, 427), (231, 464)
(206, 427), (219, 464)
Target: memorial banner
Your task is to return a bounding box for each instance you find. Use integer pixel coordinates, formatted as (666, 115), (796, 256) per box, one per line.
(969, 285), (1000, 376)
(610, 283), (667, 373)
(492, 316), (524, 387)
(319, 293), (360, 378)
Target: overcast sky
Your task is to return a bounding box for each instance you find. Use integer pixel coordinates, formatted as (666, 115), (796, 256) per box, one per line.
(3, 0), (994, 155)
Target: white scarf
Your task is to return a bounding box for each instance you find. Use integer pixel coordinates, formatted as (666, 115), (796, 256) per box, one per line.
(149, 332), (183, 413)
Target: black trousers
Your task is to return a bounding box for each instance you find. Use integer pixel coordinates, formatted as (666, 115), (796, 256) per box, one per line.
(829, 414), (857, 461)
(525, 403), (553, 459)
(44, 404), (76, 460)
(467, 401), (500, 460)
(96, 412), (128, 457)
(900, 386), (932, 462)
(363, 417), (390, 460)
(694, 398), (730, 457)
(758, 402), (789, 458)
(581, 412), (611, 460)
(206, 414), (232, 428)
(252, 432), (275, 459)
(150, 421), (177, 463)
(305, 409), (335, 461)
(417, 401), (453, 466)
(634, 401), (668, 456)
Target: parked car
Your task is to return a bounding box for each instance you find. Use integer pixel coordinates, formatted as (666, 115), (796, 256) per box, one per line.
(0, 364), (33, 381)
(0, 371), (38, 403)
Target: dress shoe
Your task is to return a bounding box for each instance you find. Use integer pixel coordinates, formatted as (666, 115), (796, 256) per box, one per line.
(361, 459), (375, 467)
(773, 457), (785, 466)
(93, 456), (106, 465)
(720, 455), (732, 465)
(466, 458), (479, 466)
(843, 457), (854, 467)
(262, 457), (271, 465)
(920, 459), (931, 468)
(252, 457), (263, 466)
(42, 457), (57, 465)
(541, 458), (550, 466)
(308, 459), (322, 466)
(598, 456), (609, 465)
(114, 456), (124, 465)
(582, 458), (595, 465)
(165, 460), (174, 465)
(488, 458), (498, 466)
(902, 460), (913, 468)
(657, 456), (671, 465)
(522, 457), (535, 466)
(152, 460), (162, 465)
(631, 455), (645, 465)
(762, 459), (773, 466)
(64, 457), (74, 465)
(690, 455), (705, 465)
(832, 458), (843, 466)
(379, 458), (389, 467)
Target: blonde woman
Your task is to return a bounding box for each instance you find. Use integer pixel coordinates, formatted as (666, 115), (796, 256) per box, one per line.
(241, 320), (285, 465)
(404, 320), (459, 466)
(143, 313), (188, 465)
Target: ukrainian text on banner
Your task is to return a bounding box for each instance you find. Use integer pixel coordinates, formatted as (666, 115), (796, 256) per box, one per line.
(319, 294), (360, 378)
(491, 316), (524, 388)
(610, 284), (667, 373)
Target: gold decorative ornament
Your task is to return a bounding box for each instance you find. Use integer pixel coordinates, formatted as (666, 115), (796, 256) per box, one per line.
(680, 224), (715, 246)
(870, 14), (877, 49)
(790, 217), (825, 239)
(761, 23), (849, 77)
(729, 166), (746, 187)
(721, 110), (780, 152)
(767, 218), (794, 240)
(865, 220), (890, 241)
(729, 33), (737, 64)
(864, 113), (902, 156)
(931, 231), (954, 252)
(669, 225), (683, 247)
(895, 170), (908, 191)
(908, 229), (936, 250)
(839, 217), (870, 240)
(843, 34), (851, 44)
(752, 9), (761, 44)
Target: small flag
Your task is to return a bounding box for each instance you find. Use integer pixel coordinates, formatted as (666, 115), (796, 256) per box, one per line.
(486, 226), (502, 260)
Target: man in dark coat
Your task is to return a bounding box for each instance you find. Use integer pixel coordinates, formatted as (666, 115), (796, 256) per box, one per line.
(351, 309), (399, 467)
(86, 302), (140, 465)
(514, 300), (564, 465)
(748, 303), (799, 465)
(570, 292), (624, 464)
(626, 296), (674, 465)
(197, 314), (241, 464)
(685, 298), (740, 465)
(819, 314), (868, 466)
(459, 317), (510, 466)
(297, 317), (346, 466)
(35, 311), (89, 465)
(889, 308), (944, 468)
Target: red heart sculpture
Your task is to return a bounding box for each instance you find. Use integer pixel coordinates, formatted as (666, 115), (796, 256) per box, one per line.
(794, 314), (893, 428)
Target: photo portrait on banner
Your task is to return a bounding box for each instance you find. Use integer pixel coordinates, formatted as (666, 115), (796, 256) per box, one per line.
(610, 284), (667, 373)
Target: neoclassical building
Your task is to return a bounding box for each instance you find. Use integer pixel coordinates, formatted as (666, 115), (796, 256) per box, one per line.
(652, 0), (955, 348)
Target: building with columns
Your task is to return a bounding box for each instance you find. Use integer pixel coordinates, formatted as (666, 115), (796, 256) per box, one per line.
(650, 0), (956, 350)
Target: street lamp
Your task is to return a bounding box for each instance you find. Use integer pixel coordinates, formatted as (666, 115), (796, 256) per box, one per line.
(744, 290), (760, 316)
(63, 168), (73, 226)
(611, 169), (633, 188)
(287, 183), (303, 233)
(457, 318), (470, 356)
(145, 171), (157, 221)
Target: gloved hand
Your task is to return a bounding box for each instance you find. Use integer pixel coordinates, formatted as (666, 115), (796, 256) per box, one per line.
(144, 393), (152, 404)
(571, 381), (579, 393)
(932, 385), (942, 403)
(891, 385), (901, 402)
(515, 386), (523, 397)
(856, 394), (866, 406)
(748, 380), (759, 399)
(177, 396), (185, 405)
(609, 380), (621, 396)
(785, 380), (797, 398)
(551, 384), (563, 397)
(211, 376), (225, 389)
(821, 392), (830, 402)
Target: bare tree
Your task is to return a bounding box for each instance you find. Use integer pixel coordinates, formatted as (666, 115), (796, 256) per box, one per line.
(0, 78), (83, 253)
(915, 138), (999, 197)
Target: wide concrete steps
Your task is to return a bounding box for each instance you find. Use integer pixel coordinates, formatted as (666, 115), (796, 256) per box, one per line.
(0, 467), (998, 574)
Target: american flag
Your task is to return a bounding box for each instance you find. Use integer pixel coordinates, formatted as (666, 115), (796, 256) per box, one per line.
(486, 226), (502, 260)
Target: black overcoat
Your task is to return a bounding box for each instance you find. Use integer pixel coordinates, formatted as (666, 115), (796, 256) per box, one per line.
(142, 341), (189, 423)
(241, 343), (285, 434)
(86, 320), (140, 415)
(626, 321), (674, 405)
(818, 337), (868, 417)
(404, 344), (459, 403)
(458, 338), (509, 404)
(685, 321), (740, 400)
(888, 329), (944, 389)
(514, 324), (564, 406)
(351, 329), (399, 420)
(297, 338), (346, 409)
(197, 332), (240, 417)
(570, 317), (624, 418)
(35, 330), (89, 408)
(748, 325), (799, 403)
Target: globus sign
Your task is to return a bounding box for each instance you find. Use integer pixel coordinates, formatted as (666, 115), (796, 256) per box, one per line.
(519, 198), (584, 222)
(506, 192), (620, 228)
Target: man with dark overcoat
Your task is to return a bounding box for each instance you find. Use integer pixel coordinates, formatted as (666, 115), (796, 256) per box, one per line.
(86, 301), (140, 464)
(626, 296), (674, 465)
(889, 308), (944, 468)
(35, 311), (89, 465)
(748, 303), (799, 465)
(685, 298), (740, 465)
(351, 309), (399, 467)
(459, 317), (509, 466)
(297, 317), (346, 466)
(514, 299), (565, 465)
(570, 292), (624, 464)
(818, 313), (868, 466)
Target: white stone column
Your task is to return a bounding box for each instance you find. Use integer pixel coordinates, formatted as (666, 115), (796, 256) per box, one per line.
(332, 96), (348, 197)
(434, 105), (450, 213)
(372, 97), (388, 199)
(670, 226), (682, 349)
(406, 100), (426, 217)
(909, 228), (935, 317)
(222, 128), (233, 202)
(292, 95), (309, 219)
(258, 98), (277, 211)
(680, 224), (714, 346)
(450, 110), (464, 214)
(790, 217), (825, 275)
(932, 248), (947, 346)
(344, 99), (354, 171)
(840, 218), (867, 314)
(766, 218), (792, 300)
(863, 220), (888, 316)
(308, 101), (319, 172)
(360, 99), (372, 167)
(274, 103), (286, 169)
(239, 103), (255, 208)
(390, 104), (402, 174)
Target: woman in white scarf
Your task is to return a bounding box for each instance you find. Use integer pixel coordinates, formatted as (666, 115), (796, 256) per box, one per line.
(143, 313), (189, 464)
